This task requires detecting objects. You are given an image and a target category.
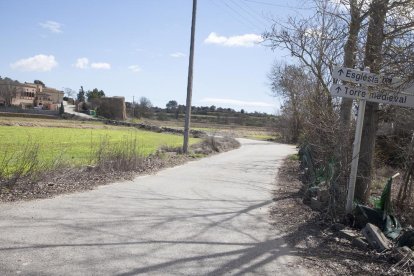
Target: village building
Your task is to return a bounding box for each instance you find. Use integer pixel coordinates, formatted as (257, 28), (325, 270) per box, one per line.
(0, 81), (64, 110)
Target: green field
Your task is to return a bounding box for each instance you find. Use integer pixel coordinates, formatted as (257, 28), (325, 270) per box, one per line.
(0, 125), (200, 167)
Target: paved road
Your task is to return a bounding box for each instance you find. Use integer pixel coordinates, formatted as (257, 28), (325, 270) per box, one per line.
(0, 139), (308, 275)
(63, 101), (96, 119)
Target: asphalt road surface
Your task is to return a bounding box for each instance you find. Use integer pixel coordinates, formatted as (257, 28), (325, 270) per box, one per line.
(0, 139), (310, 275)
(62, 101), (96, 119)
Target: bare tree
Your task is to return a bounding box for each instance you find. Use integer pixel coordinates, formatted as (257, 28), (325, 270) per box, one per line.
(338, 0), (370, 129)
(264, 0), (348, 108)
(356, 0), (414, 203)
(136, 97), (153, 118)
(63, 88), (76, 99)
(264, 0), (349, 206)
(0, 78), (20, 106)
(269, 64), (313, 142)
(265, 0), (414, 206)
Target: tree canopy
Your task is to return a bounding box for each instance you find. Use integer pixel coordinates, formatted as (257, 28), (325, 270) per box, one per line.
(86, 88), (105, 101)
(166, 100), (178, 112)
(77, 86), (85, 102)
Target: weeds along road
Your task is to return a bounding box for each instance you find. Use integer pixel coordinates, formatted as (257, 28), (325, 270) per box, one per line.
(0, 139), (310, 275)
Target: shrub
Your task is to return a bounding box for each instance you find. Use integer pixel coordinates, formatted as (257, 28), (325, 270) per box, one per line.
(0, 141), (41, 188)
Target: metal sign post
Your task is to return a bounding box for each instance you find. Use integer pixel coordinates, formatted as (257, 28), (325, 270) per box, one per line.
(345, 67), (370, 214)
(330, 66), (414, 213)
(345, 98), (366, 213)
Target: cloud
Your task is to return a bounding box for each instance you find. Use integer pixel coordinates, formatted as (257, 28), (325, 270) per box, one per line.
(73, 58), (110, 70)
(128, 65), (142, 73)
(10, 54), (58, 72)
(200, 98), (274, 108)
(39, 21), (62, 33)
(204, 32), (263, 47)
(170, 52), (186, 58)
(90, 62), (111, 70)
(74, 57), (89, 69)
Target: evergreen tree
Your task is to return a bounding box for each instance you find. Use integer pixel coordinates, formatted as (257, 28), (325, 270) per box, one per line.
(77, 86), (85, 102)
(59, 102), (65, 115)
(86, 88), (105, 101)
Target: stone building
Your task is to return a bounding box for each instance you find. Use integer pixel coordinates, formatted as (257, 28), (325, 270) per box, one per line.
(96, 96), (127, 120)
(0, 81), (64, 110)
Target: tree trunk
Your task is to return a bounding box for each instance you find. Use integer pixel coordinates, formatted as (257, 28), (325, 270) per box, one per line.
(339, 0), (362, 129)
(355, 0), (389, 203)
(335, 1), (364, 207)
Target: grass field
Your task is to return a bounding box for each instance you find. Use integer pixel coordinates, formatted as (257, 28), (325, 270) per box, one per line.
(0, 114), (277, 180)
(0, 125), (200, 168)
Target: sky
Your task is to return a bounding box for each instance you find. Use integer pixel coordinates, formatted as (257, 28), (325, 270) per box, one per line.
(0, 0), (308, 113)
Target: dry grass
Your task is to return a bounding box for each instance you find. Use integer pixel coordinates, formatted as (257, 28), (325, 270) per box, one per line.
(271, 157), (391, 275)
(0, 116), (116, 129)
(0, 135), (241, 202)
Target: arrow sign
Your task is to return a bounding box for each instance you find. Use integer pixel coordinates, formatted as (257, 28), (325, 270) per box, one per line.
(336, 86), (341, 93)
(330, 84), (414, 108)
(332, 65), (401, 87)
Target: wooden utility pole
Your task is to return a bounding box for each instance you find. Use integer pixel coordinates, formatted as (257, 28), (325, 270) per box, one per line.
(133, 96), (135, 117)
(183, 0), (197, 154)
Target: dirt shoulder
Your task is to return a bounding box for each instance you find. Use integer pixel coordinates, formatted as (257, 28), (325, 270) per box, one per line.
(0, 153), (190, 202)
(270, 158), (391, 275)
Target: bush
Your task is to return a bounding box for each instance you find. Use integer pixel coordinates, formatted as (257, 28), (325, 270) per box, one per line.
(0, 142), (41, 188)
(91, 136), (145, 172)
(59, 102), (65, 115)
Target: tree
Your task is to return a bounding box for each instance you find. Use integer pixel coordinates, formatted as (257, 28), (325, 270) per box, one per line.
(265, 0), (344, 161)
(0, 85), (18, 107)
(64, 88), (76, 99)
(77, 86), (85, 102)
(59, 102), (65, 115)
(338, 0), (370, 131)
(0, 78), (20, 106)
(34, 80), (45, 87)
(178, 104), (186, 114)
(355, 0), (414, 203)
(264, 0), (347, 108)
(266, 0), (414, 206)
(269, 64), (308, 143)
(136, 97), (153, 118)
(166, 100), (178, 112)
(86, 88), (105, 101)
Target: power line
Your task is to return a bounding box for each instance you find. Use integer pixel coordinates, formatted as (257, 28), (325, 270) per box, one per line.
(220, 0), (264, 31)
(210, 0), (254, 31)
(209, 0), (308, 32)
(228, 0), (269, 28)
(240, 0), (310, 10)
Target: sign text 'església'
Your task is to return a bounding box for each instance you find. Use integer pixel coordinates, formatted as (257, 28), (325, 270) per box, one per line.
(332, 65), (398, 86)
